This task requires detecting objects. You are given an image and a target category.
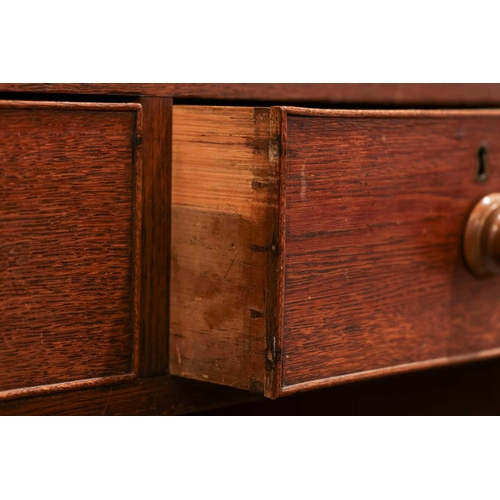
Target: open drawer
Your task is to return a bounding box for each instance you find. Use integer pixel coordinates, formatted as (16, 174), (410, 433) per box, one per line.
(170, 106), (500, 398)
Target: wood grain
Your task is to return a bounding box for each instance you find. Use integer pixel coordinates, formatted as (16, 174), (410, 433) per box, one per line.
(6, 91), (500, 413)
(0, 375), (260, 415)
(0, 373), (135, 401)
(170, 106), (500, 398)
(3, 84), (500, 105)
(0, 101), (142, 395)
(7, 357), (500, 415)
(281, 108), (500, 392)
(136, 97), (171, 376)
(264, 107), (286, 397)
(170, 106), (278, 391)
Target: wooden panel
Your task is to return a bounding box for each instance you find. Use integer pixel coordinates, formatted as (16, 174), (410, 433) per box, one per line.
(280, 108), (500, 393)
(137, 97), (171, 376)
(0, 101), (142, 396)
(0, 375), (260, 415)
(169, 106), (278, 391)
(3, 84), (500, 106)
(7, 357), (500, 415)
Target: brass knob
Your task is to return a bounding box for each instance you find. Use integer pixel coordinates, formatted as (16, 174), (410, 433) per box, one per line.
(463, 193), (500, 278)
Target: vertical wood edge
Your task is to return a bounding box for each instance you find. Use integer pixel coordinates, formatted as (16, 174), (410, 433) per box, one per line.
(248, 107), (273, 392)
(137, 97), (172, 376)
(169, 106), (270, 391)
(133, 105), (144, 374)
(265, 107), (287, 398)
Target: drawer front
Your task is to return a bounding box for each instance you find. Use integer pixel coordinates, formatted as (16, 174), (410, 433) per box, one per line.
(0, 101), (142, 396)
(281, 109), (500, 392)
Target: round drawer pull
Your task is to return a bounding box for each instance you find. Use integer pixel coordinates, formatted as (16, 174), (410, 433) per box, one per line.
(464, 193), (500, 278)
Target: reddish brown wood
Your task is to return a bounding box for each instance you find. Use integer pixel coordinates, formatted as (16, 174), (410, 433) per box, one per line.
(280, 108), (500, 394)
(0, 374), (135, 400)
(6, 87), (500, 414)
(0, 101), (142, 395)
(169, 105), (500, 399)
(136, 97), (171, 376)
(7, 357), (500, 415)
(264, 107), (286, 398)
(0, 101), (140, 110)
(0, 375), (260, 415)
(3, 84), (500, 105)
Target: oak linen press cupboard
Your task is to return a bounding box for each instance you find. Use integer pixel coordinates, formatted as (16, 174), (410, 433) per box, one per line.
(2, 85), (500, 415)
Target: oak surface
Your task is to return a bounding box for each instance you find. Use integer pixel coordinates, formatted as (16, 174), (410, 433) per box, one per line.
(0, 375), (259, 415)
(5, 85), (500, 413)
(169, 105), (500, 398)
(136, 97), (172, 376)
(4, 84), (500, 106)
(0, 101), (141, 395)
(281, 108), (500, 392)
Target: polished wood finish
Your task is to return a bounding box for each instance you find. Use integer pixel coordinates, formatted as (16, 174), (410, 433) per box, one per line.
(0, 101), (142, 397)
(137, 97), (171, 376)
(0, 98), (261, 413)
(0, 375), (259, 415)
(4, 85), (500, 414)
(280, 108), (500, 395)
(4, 84), (500, 105)
(171, 106), (500, 398)
(169, 106), (277, 390)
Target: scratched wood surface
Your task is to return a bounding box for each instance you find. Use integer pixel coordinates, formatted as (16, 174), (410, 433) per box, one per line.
(281, 108), (500, 392)
(4, 84), (500, 106)
(169, 106), (279, 391)
(0, 101), (141, 393)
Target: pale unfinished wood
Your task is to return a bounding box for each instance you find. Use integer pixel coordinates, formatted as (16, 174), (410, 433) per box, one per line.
(169, 106), (279, 391)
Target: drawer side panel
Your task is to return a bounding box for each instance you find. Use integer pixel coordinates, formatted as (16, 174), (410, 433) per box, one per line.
(170, 106), (275, 391)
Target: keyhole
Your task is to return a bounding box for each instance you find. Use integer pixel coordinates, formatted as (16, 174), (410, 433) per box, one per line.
(476, 144), (488, 183)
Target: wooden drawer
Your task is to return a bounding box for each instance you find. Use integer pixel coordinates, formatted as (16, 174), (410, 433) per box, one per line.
(170, 106), (500, 398)
(0, 100), (142, 398)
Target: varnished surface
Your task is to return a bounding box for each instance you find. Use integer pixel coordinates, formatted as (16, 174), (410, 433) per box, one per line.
(170, 106), (278, 390)
(281, 108), (500, 391)
(0, 101), (141, 394)
(6, 89), (500, 413)
(169, 106), (500, 398)
(0, 375), (259, 415)
(137, 97), (171, 376)
(4, 84), (500, 105)
(7, 357), (500, 415)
